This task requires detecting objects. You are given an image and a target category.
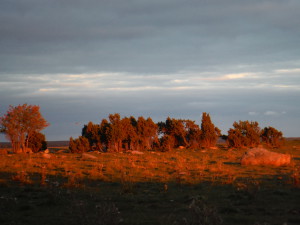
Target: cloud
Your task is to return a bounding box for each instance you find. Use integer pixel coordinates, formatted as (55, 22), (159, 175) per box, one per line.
(1, 0), (300, 75)
(1, 1), (300, 140)
(223, 74), (248, 80)
(264, 111), (286, 116)
(1, 69), (300, 99)
(248, 112), (259, 116)
(218, 73), (258, 81)
(274, 68), (300, 74)
(196, 73), (250, 81)
(38, 88), (58, 92)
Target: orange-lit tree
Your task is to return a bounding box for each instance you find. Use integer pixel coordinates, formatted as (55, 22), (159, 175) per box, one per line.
(26, 131), (47, 153)
(0, 104), (49, 153)
(158, 117), (188, 149)
(121, 116), (138, 151)
(106, 113), (126, 152)
(99, 119), (110, 151)
(227, 120), (261, 148)
(170, 118), (189, 147)
(200, 112), (221, 148)
(261, 126), (285, 148)
(82, 121), (101, 150)
(159, 134), (175, 152)
(184, 119), (202, 149)
(69, 136), (90, 153)
(158, 117), (203, 150)
(137, 116), (158, 151)
(227, 128), (244, 148)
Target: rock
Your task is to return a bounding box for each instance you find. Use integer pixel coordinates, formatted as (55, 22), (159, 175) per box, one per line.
(241, 148), (291, 166)
(131, 151), (144, 155)
(42, 153), (51, 159)
(81, 153), (98, 160)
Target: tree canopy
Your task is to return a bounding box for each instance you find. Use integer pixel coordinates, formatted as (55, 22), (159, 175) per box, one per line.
(227, 120), (284, 149)
(0, 104), (285, 153)
(200, 112), (221, 148)
(69, 113), (220, 152)
(0, 104), (49, 153)
(227, 120), (261, 148)
(26, 131), (47, 153)
(261, 126), (285, 148)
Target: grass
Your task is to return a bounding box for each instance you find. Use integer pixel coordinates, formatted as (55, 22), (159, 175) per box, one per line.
(0, 141), (300, 225)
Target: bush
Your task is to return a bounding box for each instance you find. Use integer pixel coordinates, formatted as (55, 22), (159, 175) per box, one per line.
(69, 136), (90, 153)
(261, 126), (285, 148)
(160, 135), (175, 152)
(27, 131), (47, 153)
(227, 121), (260, 148)
(200, 113), (221, 148)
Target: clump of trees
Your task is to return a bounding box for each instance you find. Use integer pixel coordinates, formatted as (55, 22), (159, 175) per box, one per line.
(158, 117), (202, 151)
(69, 112), (221, 153)
(70, 114), (160, 153)
(0, 104), (49, 153)
(0, 103), (285, 154)
(227, 120), (284, 149)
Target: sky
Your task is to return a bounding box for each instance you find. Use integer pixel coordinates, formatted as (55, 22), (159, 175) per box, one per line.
(0, 0), (300, 141)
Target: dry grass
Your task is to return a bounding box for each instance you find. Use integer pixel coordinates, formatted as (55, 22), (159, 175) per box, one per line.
(1, 141), (300, 225)
(0, 143), (299, 188)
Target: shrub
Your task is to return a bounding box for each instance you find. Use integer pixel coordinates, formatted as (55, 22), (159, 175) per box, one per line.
(26, 131), (47, 153)
(200, 113), (221, 148)
(160, 135), (175, 151)
(69, 136), (90, 153)
(227, 121), (260, 148)
(261, 126), (284, 148)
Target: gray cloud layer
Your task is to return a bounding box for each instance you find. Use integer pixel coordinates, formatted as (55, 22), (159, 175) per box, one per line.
(2, 0), (300, 74)
(1, 0), (300, 140)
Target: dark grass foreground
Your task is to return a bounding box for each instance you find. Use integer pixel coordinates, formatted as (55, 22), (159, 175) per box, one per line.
(1, 179), (300, 225)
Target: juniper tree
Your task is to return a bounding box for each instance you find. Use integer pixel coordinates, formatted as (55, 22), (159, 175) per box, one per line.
(200, 112), (221, 148)
(137, 117), (158, 151)
(261, 126), (284, 148)
(107, 113), (124, 152)
(26, 131), (47, 153)
(82, 121), (101, 150)
(227, 120), (261, 148)
(121, 117), (138, 151)
(69, 136), (90, 153)
(184, 119), (202, 149)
